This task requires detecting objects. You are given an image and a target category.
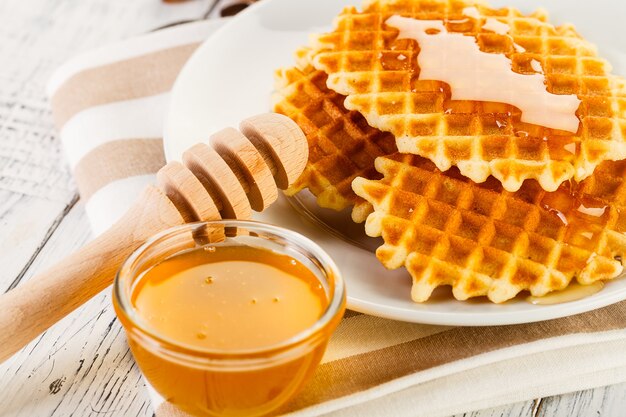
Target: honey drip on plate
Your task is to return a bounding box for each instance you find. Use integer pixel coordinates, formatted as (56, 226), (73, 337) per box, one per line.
(526, 281), (605, 305)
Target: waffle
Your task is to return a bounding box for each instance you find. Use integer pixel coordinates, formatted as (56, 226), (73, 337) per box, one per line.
(273, 54), (397, 222)
(309, 0), (626, 192)
(353, 153), (626, 302)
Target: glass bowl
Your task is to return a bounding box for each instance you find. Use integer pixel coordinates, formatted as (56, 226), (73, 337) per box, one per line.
(113, 220), (345, 417)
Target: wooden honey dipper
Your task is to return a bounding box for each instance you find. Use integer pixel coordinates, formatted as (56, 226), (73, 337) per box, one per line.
(0, 113), (308, 363)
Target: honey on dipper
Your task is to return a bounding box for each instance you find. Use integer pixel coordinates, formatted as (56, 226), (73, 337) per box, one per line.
(114, 221), (345, 417)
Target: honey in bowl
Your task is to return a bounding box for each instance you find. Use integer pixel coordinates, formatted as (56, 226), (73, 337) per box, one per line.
(113, 221), (345, 417)
(131, 245), (328, 351)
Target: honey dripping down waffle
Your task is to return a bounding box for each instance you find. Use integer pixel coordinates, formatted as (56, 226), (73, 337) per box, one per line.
(308, 0), (626, 192)
(353, 153), (626, 303)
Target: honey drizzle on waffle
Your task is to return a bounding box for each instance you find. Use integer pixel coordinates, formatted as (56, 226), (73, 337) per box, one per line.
(310, 0), (626, 192)
(385, 14), (582, 132)
(353, 153), (626, 303)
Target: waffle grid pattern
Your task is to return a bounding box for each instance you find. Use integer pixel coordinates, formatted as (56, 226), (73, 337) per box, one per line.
(353, 153), (626, 302)
(273, 61), (397, 222)
(310, 0), (626, 192)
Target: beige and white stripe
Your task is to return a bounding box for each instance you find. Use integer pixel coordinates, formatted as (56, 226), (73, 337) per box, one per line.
(47, 20), (225, 233)
(48, 17), (626, 417)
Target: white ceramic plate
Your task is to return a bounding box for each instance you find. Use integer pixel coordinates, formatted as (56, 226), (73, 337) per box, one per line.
(164, 0), (626, 325)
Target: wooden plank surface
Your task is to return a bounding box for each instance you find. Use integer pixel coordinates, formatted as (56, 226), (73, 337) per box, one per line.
(0, 0), (625, 416)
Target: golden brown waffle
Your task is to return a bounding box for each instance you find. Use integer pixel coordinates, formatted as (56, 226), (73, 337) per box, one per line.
(310, 0), (626, 192)
(353, 153), (626, 303)
(273, 57), (397, 222)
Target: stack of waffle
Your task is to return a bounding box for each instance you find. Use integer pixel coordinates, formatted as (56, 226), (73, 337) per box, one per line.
(273, 0), (626, 303)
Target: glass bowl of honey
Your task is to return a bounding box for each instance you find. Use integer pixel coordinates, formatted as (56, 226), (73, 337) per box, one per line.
(113, 220), (345, 417)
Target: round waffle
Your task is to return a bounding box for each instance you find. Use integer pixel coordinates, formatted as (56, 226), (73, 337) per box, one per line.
(273, 56), (397, 222)
(309, 0), (626, 191)
(353, 153), (626, 302)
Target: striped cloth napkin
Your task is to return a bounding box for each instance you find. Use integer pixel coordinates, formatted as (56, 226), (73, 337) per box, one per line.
(47, 17), (626, 417)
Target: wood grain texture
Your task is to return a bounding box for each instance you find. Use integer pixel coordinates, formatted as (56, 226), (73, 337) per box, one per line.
(536, 384), (626, 416)
(0, 192), (76, 293)
(0, 185), (185, 363)
(0, 202), (152, 417)
(0, 0), (624, 416)
(450, 400), (537, 417)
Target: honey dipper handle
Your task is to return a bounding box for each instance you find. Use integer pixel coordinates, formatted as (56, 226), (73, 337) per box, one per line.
(0, 113), (308, 363)
(0, 185), (185, 363)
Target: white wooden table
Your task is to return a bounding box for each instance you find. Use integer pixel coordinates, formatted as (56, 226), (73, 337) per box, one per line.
(0, 0), (625, 416)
